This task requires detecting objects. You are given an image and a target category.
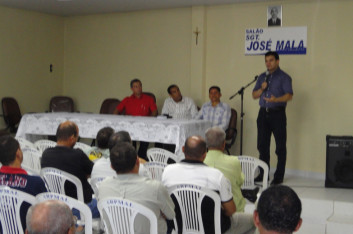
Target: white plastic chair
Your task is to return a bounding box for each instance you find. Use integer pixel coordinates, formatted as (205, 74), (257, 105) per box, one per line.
(34, 139), (56, 152)
(143, 162), (167, 181)
(15, 137), (36, 149)
(0, 186), (36, 234)
(90, 177), (105, 198)
(168, 184), (221, 234)
(237, 156), (269, 190)
(98, 197), (158, 234)
(74, 142), (92, 156)
(21, 148), (42, 175)
(40, 167), (84, 202)
(36, 192), (93, 234)
(147, 148), (179, 164)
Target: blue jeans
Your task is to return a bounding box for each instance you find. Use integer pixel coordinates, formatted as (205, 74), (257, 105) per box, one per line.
(73, 198), (100, 219)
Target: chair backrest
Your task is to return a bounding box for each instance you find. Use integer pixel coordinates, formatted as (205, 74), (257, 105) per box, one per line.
(98, 197), (158, 234)
(143, 162), (167, 181)
(0, 186), (36, 234)
(36, 192), (93, 234)
(74, 142), (92, 156)
(147, 148), (179, 164)
(22, 148), (42, 175)
(1, 97), (22, 133)
(40, 167), (84, 202)
(143, 92), (156, 104)
(100, 98), (120, 114)
(168, 184), (221, 234)
(225, 108), (237, 155)
(237, 156), (269, 190)
(15, 137), (35, 149)
(49, 96), (74, 112)
(90, 177), (105, 198)
(143, 92), (158, 115)
(34, 139), (56, 152)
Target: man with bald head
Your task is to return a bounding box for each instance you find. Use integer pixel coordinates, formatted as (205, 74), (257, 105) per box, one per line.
(162, 136), (254, 234)
(41, 121), (98, 217)
(26, 200), (76, 234)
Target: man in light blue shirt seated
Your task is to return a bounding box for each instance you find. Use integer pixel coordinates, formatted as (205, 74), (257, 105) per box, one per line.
(196, 86), (231, 131)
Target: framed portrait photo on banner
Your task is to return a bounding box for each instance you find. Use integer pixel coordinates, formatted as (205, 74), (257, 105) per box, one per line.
(268, 5), (282, 27)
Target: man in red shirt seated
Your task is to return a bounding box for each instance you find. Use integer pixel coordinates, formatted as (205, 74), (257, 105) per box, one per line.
(114, 78), (158, 160)
(0, 135), (47, 232)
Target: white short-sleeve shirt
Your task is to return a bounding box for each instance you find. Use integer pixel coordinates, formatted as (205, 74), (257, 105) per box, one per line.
(162, 160), (233, 202)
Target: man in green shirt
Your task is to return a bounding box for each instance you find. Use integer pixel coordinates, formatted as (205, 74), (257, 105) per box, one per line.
(204, 126), (246, 212)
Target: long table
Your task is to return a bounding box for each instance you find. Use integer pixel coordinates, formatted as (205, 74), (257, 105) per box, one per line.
(16, 112), (212, 156)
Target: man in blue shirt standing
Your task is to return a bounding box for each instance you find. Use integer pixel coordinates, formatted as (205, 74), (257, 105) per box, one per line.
(252, 51), (293, 185)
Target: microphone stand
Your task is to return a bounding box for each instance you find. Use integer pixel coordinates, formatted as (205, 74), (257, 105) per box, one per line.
(229, 75), (258, 155)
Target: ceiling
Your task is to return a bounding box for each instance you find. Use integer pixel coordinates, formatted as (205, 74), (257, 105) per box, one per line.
(0, 0), (270, 16)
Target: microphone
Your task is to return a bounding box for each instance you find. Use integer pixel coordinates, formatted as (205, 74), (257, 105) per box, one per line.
(263, 70), (270, 91)
(264, 70), (270, 83)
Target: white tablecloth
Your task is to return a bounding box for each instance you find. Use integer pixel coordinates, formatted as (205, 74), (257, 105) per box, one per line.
(16, 113), (212, 156)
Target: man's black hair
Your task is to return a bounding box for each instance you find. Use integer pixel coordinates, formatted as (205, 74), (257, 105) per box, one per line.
(96, 127), (114, 149)
(130, 78), (142, 88)
(257, 185), (302, 233)
(110, 142), (137, 174)
(208, 86), (221, 93)
(265, 51), (280, 60)
(0, 135), (20, 165)
(108, 131), (132, 151)
(167, 84), (179, 94)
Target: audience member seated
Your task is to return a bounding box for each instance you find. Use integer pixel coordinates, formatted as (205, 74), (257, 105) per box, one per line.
(195, 86), (231, 131)
(253, 185), (302, 234)
(161, 84), (198, 120)
(98, 142), (175, 234)
(89, 127), (114, 162)
(26, 200), (76, 234)
(162, 136), (255, 234)
(113, 78), (157, 160)
(91, 131), (148, 179)
(41, 121), (99, 218)
(0, 135), (47, 231)
(204, 126), (246, 212)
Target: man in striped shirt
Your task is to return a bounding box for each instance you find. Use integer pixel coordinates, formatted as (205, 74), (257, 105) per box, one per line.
(161, 84), (198, 120)
(196, 86), (231, 131)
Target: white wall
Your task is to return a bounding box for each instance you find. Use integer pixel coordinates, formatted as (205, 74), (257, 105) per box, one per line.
(63, 8), (192, 113)
(0, 6), (64, 126)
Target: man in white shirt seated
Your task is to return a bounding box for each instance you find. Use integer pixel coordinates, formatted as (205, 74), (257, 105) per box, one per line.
(161, 84), (198, 120)
(89, 127), (114, 162)
(98, 142), (175, 234)
(91, 131), (148, 179)
(162, 136), (254, 234)
(196, 86), (231, 131)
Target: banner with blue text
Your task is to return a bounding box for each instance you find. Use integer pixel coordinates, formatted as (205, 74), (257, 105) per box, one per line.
(245, 26), (307, 55)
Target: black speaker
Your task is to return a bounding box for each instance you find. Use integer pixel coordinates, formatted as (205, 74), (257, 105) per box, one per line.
(325, 135), (353, 188)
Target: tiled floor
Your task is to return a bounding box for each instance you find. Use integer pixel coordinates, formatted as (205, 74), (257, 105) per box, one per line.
(283, 173), (353, 203)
